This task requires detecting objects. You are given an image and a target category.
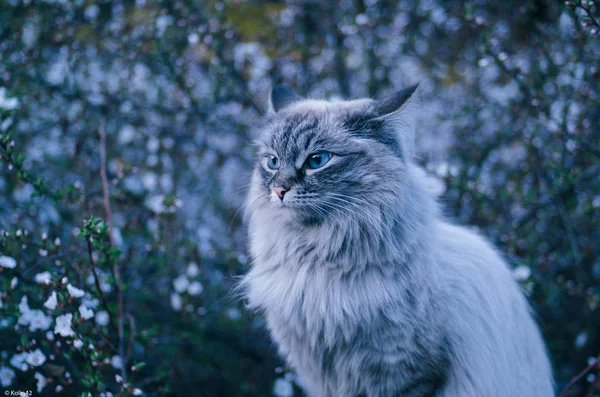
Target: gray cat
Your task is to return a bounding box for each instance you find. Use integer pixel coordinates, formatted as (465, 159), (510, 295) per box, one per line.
(239, 84), (554, 397)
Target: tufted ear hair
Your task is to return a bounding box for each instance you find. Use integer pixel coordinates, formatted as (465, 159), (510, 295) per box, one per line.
(372, 83), (421, 161)
(269, 85), (303, 113)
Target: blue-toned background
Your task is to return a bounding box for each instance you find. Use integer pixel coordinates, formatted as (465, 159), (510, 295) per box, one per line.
(0, 0), (599, 395)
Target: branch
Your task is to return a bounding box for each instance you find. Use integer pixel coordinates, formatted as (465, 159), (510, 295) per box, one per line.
(98, 122), (127, 383)
(86, 239), (118, 335)
(513, 164), (600, 229)
(558, 353), (600, 397)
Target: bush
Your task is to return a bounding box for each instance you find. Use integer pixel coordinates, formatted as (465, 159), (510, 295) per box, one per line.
(0, 0), (599, 396)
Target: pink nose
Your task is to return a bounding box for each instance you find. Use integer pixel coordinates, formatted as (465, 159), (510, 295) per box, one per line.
(273, 186), (288, 200)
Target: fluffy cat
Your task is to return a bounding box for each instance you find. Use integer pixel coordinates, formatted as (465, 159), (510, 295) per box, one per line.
(240, 84), (554, 397)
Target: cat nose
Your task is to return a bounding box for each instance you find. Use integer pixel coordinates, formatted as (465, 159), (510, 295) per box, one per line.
(273, 186), (289, 201)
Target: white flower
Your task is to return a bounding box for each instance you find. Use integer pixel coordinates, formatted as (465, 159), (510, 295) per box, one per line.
(95, 311), (109, 326)
(82, 296), (100, 309)
(575, 332), (588, 348)
(18, 296), (31, 317)
(54, 314), (75, 337)
(35, 271), (52, 284)
(512, 265), (531, 281)
(67, 284), (85, 298)
(131, 389), (143, 396)
(10, 353), (28, 371)
(34, 372), (49, 392)
(155, 15), (174, 36)
(78, 304), (94, 320)
(0, 87), (19, 110)
(28, 311), (52, 332)
(273, 378), (293, 397)
(46, 331), (55, 341)
(187, 281), (204, 296)
(73, 339), (84, 350)
(10, 277), (18, 289)
(0, 366), (16, 387)
(170, 292), (182, 311)
(115, 374), (123, 383)
(226, 308), (241, 321)
(111, 355), (123, 369)
(44, 291), (58, 310)
(173, 275), (189, 293)
(18, 296), (52, 331)
(186, 262), (200, 277)
(145, 194), (166, 213)
(0, 255), (17, 269)
(25, 349), (46, 367)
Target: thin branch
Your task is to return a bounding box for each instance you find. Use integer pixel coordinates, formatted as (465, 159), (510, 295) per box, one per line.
(558, 353), (600, 397)
(98, 122), (127, 383)
(99, 122), (115, 247)
(86, 239), (118, 335)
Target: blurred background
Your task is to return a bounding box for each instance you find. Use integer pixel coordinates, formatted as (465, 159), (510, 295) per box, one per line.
(0, 0), (599, 396)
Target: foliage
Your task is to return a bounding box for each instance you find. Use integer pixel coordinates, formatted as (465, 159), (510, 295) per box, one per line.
(0, 0), (599, 396)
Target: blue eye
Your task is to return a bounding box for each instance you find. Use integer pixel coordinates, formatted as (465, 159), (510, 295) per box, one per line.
(306, 152), (332, 169)
(266, 155), (279, 170)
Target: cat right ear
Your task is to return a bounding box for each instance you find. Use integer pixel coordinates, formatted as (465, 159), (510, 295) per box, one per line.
(269, 85), (302, 114)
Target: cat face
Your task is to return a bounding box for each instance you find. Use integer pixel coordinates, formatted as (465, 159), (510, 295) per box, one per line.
(249, 85), (418, 225)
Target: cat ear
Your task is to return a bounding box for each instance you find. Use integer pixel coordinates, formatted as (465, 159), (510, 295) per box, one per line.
(269, 85), (303, 113)
(373, 83), (420, 117)
(372, 83), (421, 161)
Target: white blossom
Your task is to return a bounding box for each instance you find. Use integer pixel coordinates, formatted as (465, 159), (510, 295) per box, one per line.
(512, 265), (531, 281)
(28, 311), (52, 332)
(18, 296), (52, 331)
(170, 292), (182, 311)
(54, 313), (75, 337)
(187, 281), (204, 296)
(25, 349), (46, 367)
(0, 87), (19, 110)
(111, 355), (123, 369)
(10, 277), (18, 289)
(10, 353), (28, 371)
(73, 339), (84, 350)
(575, 331), (588, 348)
(0, 255), (17, 269)
(0, 366), (16, 387)
(35, 271), (52, 284)
(82, 296), (100, 309)
(273, 377), (293, 397)
(186, 262), (200, 277)
(34, 372), (49, 392)
(67, 284), (85, 298)
(44, 291), (58, 310)
(95, 311), (110, 326)
(173, 275), (189, 293)
(79, 304), (94, 320)
(131, 389), (143, 396)
(226, 308), (241, 321)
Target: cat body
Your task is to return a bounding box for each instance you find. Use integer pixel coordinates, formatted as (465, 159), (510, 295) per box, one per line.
(241, 86), (554, 397)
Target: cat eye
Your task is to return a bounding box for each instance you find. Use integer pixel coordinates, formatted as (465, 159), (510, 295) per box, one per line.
(306, 152), (332, 169)
(265, 154), (280, 170)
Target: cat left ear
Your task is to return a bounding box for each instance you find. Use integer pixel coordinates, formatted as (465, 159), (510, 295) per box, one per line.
(371, 83), (421, 161)
(269, 85), (303, 113)
(373, 83), (420, 117)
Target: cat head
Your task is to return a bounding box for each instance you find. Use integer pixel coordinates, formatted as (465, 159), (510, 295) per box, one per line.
(248, 84), (421, 225)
